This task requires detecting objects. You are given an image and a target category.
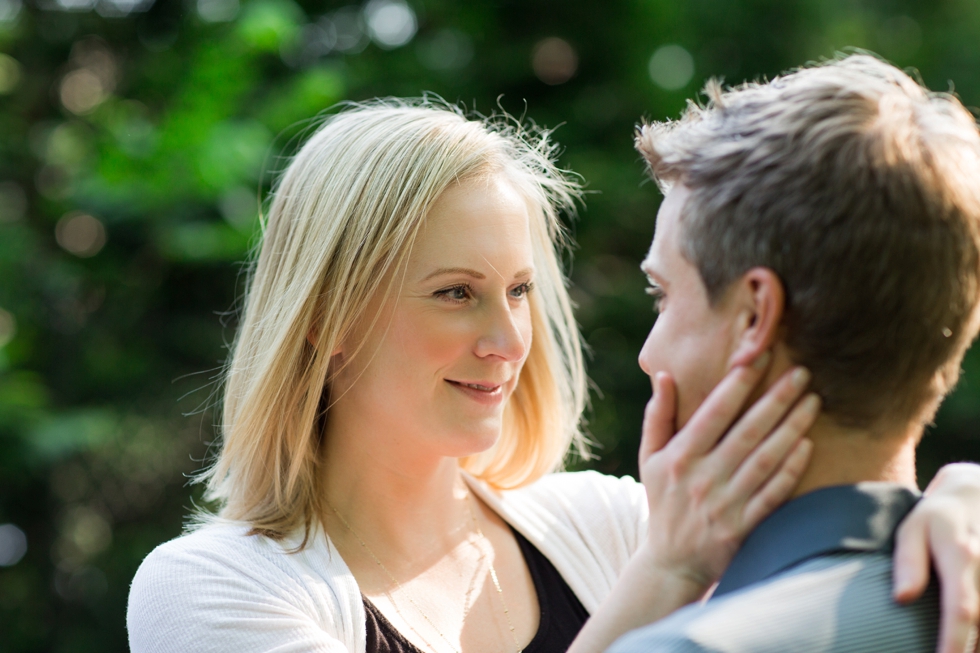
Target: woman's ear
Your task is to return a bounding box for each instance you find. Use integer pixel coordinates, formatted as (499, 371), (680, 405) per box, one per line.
(727, 267), (786, 368)
(307, 327), (346, 359)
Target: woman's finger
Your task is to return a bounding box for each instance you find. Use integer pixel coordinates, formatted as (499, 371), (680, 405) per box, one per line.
(935, 552), (980, 653)
(722, 393), (819, 500)
(893, 513), (933, 603)
(674, 352), (772, 457)
(639, 372), (677, 462)
(901, 463), (980, 653)
(711, 367), (812, 480)
(740, 437), (812, 532)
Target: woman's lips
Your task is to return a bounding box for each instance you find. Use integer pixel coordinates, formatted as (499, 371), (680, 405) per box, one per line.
(445, 379), (506, 405)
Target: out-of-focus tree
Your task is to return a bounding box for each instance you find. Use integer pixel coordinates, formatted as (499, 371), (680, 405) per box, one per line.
(0, 0), (977, 649)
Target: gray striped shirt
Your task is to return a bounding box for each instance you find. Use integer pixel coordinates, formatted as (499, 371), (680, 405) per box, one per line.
(609, 484), (939, 653)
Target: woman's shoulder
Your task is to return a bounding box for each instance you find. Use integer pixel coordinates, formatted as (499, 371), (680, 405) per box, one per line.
(488, 470), (648, 550)
(474, 471), (648, 614)
(128, 522), (361, 652)
(133, 522), (264, 582)
(509, 470), (646, 514)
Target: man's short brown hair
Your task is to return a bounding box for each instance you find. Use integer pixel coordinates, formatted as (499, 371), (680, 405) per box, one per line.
(637, 54), (980, 429)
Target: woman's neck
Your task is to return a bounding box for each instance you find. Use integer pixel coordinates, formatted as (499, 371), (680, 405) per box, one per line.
(320, 407), (475, 570)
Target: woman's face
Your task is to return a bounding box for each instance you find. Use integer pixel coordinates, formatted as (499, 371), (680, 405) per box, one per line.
(330, 174), (535, 461)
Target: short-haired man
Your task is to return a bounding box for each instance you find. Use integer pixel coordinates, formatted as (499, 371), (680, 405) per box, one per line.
(609, 54), (980, 652)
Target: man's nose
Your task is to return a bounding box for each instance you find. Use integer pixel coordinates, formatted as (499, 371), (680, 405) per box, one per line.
(638, 329), (655, 376)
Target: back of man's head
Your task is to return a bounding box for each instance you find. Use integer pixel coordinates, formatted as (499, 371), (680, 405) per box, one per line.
(637, 54), (980, 431)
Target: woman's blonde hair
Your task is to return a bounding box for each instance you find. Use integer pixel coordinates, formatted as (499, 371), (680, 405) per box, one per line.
(198, 99), (589, 540)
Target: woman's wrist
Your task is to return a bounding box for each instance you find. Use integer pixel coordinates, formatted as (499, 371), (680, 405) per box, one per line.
(567, 543), (709, 653)
(629, 542), (711, 611)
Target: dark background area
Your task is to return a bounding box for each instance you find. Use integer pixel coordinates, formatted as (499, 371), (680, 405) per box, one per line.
(0, 0), (978, 649)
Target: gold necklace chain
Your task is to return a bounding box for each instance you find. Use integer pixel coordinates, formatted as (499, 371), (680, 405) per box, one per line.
(467, 494), (521, 653)
(327, 490), (522, 653)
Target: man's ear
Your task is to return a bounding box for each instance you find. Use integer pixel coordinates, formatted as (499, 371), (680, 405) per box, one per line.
(727, 267), (785, 368)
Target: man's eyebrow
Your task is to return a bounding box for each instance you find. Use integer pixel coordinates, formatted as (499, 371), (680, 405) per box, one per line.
(640, 260), (665, 284)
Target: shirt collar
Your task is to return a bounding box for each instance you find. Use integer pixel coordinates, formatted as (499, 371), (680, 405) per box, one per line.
(712, 482), (921, 599)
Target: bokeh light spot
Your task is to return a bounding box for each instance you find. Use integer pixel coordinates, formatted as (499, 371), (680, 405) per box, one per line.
(60, 69), (106, 114)
(45, 121), (95, 168)
(0, 53), (21, 94)
(0, 308), (15, 348)
(0, 524), (27, 567)
(331, 6), (368, 53)
(648, 44), (695, 90)
(96, 0), (153, 17)
(35, 165), (71, 200)
(0, 0), (22, 23)
(66, 506), (112, 556)
(237, 0), (303, 52)
(55, 212), (107, 257)
(532, 37), (578, 85)
(220, 186), (258, 231)
(198, 0), (239, 23)
(54, 0), (96, 10)
(365, 0), (417, 49)
(280, 21), (337, 67)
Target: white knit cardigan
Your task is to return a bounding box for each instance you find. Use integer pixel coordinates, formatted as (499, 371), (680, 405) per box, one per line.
(127, 471), (649, 653)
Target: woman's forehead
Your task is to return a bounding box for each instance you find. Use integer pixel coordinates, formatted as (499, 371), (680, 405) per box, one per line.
(409, 176), (535, 277)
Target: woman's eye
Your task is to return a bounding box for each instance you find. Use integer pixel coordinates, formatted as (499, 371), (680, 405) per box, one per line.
(435, 284), (471, 303)
(510, 282), (534, 299)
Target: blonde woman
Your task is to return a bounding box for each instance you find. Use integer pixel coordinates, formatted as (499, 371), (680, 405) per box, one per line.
(127, 101), (980, 653)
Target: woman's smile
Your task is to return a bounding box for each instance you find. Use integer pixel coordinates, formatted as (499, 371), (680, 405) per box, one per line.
(445, 378), (507, 405)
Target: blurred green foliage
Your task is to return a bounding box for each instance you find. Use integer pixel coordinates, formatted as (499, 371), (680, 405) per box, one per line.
(0, 0), (978, 649)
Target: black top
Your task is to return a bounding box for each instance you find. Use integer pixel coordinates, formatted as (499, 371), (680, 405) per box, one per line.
(364, 526), (589, 653)
(712, 482), (921, 598)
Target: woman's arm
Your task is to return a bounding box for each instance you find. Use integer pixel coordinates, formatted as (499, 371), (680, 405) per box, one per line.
(568, 355), (819, 653)
(893, 462), (980, 653)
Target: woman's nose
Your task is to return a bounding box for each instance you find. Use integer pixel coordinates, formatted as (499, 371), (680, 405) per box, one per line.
(474, 299), (530, 362)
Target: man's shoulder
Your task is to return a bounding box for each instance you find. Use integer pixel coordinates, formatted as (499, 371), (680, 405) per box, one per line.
(610, 552), (939, 653)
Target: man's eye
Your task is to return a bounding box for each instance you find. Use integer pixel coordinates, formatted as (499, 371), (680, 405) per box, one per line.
(646, 285), (665, 312)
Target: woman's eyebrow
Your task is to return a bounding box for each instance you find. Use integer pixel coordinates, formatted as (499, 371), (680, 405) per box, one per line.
(421, 267), (534, 282)
(421, 267), (486, 282)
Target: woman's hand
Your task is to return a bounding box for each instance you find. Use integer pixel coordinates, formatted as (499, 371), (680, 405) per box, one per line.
(639, 354), (819, 590)
(893, 462), (980, 653)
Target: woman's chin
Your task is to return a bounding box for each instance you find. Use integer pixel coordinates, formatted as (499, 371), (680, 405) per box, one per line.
(443, 423), (502, 459)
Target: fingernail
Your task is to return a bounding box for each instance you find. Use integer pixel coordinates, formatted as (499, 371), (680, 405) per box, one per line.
(801, 394), (821, 414)
(794, 438), (813, 458)
(791, 367), (811, 389)
(752, 351), (771, 371)
(892, 569), (910, 596)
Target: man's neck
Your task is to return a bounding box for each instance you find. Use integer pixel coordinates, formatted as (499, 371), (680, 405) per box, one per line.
(789, 413), (920, 498)
(755, 349), (922, 498)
